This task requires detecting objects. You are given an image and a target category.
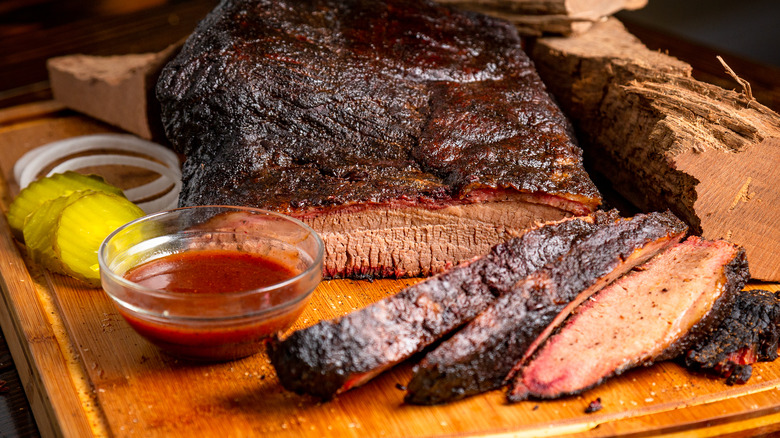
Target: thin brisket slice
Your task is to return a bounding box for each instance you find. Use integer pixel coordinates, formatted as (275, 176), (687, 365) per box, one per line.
(267, 211), (617, 398)
(508, 237), (748, 401)
(404, 211), (687, 404)
(684, 289), (780, 385)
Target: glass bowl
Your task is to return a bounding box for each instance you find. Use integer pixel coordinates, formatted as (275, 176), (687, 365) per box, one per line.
(98, 205), (324, 361)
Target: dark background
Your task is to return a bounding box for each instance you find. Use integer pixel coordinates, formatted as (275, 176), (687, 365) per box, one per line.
(618, 0), (780, 68)
(1, 0), (779, 110)
(617, 0), (780, 111)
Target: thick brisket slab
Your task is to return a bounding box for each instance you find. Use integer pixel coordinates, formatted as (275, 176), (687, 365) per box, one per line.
(267, 211), (616, 398)
(404, 211), (687, 404)
(508, 237), (749, 401)
(684, 289), (780, 385)
(156, 0), (601, 278)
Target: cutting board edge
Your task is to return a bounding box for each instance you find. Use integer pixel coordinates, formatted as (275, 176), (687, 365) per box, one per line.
(0, 162), (102, 437)
(1, 101), (780, 437)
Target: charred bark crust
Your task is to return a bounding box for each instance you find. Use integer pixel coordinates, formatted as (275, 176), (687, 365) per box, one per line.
(156, 0), (600, 215)
(404, 210), (687, 405)
(684, 288), (780, 385)
(267, 212), (613, 399)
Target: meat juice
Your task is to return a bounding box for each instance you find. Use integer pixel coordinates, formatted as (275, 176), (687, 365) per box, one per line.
(119, 249), (306, 361)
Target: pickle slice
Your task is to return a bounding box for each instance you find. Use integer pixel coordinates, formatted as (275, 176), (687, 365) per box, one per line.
(53, 191), (145, 286)
(8, 171), (124, 241)
(23, 194), (77, 274)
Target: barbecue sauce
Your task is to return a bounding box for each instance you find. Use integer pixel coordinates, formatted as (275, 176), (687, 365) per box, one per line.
(124, 249), (297, 293)
(119, 249), (307, 361)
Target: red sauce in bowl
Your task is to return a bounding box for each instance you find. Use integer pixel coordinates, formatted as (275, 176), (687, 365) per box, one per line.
(124, 249), (297, 293)
(119, 249), (309, 361)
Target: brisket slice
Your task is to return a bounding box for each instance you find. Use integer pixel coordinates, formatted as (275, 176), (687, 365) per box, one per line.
(404, 211), (687, 404)
(684, 289), (780, 385)
(156, 0), (601, 278)
(508, 237), (749, 401)
(267, 211), (617, 399)
(309, 195), (583, 278)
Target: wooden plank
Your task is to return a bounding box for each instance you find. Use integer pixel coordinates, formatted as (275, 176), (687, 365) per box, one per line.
(46, 40), (183, 141)
(435, 0), (647, 36)
(0, 174), (98, 437)
(1, 102), (779, 437)
(528, 17), (780, 282)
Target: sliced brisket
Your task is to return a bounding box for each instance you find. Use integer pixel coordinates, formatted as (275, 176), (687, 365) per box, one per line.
(267, 211), (616, 399)
(684, 289), (780, 385)
(508, 237), (749, 401)
(404, 211), (687, 405)
(156, 0), (601, 278)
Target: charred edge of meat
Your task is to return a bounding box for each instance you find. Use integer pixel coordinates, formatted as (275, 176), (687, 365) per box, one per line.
(157, 0), (602, 216)
(653, 246), (748, 362)
(267, 213), (611, 399)
(506, 243), (748, 402)
(403, 211), (687, 405)
(684, 289), (780, 385)
(584, 397), (603, 413)
(266, 259), (492, 399)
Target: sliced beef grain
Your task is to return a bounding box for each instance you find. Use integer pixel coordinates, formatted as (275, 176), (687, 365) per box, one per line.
(404, 210), (687, 404)
(508, 236), (749, 401)
(267, 211), (617, 398)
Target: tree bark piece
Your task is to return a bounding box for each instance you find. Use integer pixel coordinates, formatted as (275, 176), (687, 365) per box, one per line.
(46, 41), (182, 140)
(528, 18), (780, 281)
(438, 0), (647, 36)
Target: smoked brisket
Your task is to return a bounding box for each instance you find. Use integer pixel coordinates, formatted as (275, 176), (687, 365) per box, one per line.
(508, 237), (749, 401)
(156, 0), (601, 278)
(684, 289), (780, 385)
(267, 211), (616, 399)
(404, 211), (687, 404)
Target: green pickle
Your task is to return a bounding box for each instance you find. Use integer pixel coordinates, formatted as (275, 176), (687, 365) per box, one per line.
(54, 191), (144, 286)
(8, 171), (124, 241)
(23, 194), (76, 273)
(17, 178), (145, 287)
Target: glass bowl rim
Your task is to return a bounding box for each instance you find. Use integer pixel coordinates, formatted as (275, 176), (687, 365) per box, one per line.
(98, 204), (325, 303)
(105, 291), (312, 324)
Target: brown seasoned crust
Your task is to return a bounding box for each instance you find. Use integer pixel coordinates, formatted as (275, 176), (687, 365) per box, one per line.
(156, 0), (600, 216)
(684, 289), (780, 385)
(404, 211), (687, 405)
(267, 212), (613, 399)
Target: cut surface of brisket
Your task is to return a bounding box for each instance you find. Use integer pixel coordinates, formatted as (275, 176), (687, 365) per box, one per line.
(508, 237), (749, 401)
(404, 211), (687, 405)
(684, 289), (780, 385)
(156, 0), (601, 278)
(267, 211), (616, 399)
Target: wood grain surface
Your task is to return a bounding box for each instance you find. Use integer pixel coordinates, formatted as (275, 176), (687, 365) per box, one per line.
(1, 102), (780, 437)
(528, 17), (780, 282)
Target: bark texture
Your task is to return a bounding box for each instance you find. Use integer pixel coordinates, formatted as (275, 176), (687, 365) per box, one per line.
(684, 289), (780, 385)
(404, 210), (686, 404)
(267, 212), (615, 399)
(156, 0), (603, 278)
(529, 18), (780, 281)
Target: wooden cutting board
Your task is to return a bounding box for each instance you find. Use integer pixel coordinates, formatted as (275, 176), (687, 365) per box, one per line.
(1, 101), (780, 438)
